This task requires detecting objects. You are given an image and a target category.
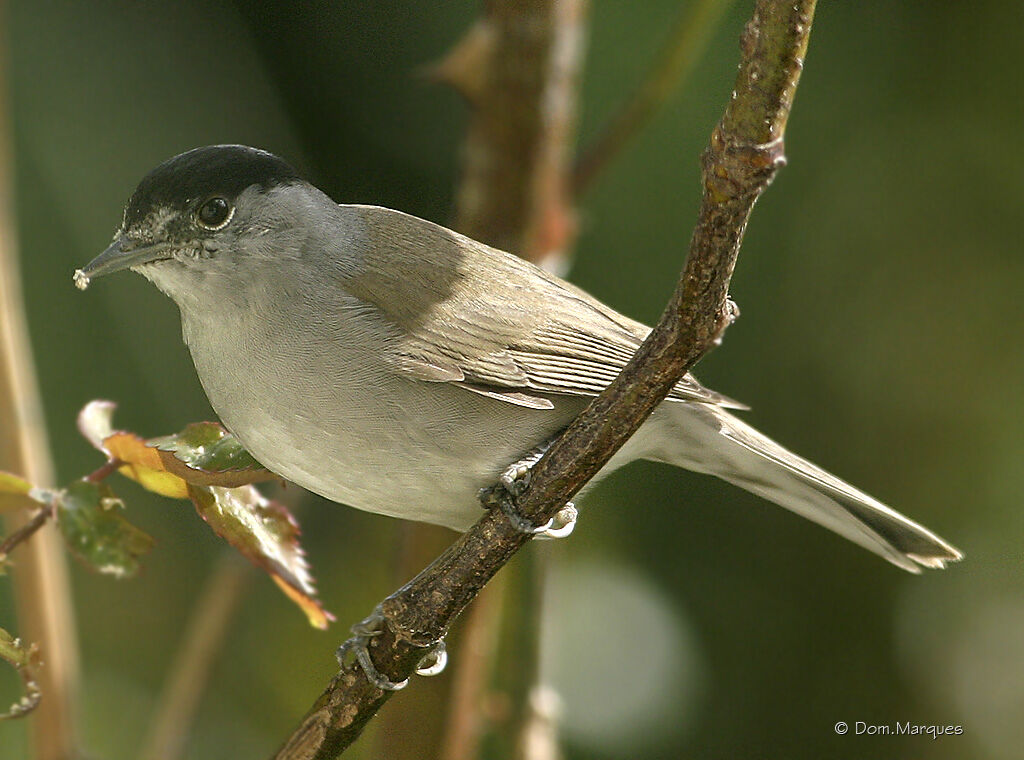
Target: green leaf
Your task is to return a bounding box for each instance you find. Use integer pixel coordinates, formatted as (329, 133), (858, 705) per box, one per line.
(70, 402), (327, 621)
(0, 628), (41, 720)
(150, 422), (270, 480)
(0, 472), (41, 514)
(56, 480), (155, 578)
(188, 484), (333, 629)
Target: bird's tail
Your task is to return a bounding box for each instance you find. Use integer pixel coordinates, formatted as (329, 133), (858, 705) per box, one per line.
(644, 403), (962, 573)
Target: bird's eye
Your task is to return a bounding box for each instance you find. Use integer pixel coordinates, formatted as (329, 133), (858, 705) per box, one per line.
(196, 197), (233, 230)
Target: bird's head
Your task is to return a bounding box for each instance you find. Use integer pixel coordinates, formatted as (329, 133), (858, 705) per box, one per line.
(75, 145), (315, 305)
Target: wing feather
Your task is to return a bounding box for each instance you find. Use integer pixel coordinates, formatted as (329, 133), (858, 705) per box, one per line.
(340, 205), (746, 410)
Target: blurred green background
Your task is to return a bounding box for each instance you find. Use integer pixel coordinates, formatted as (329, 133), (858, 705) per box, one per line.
(2, 0), (1021, 758)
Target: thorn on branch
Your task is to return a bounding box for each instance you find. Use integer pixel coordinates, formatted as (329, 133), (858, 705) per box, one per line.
(422, 20), (495, 104)
(713, 298), (741, 346)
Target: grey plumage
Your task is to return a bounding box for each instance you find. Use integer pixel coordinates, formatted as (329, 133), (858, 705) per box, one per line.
(76, 145), (961, 573)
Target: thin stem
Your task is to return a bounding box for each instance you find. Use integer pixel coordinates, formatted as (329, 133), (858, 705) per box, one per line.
(137, 553), (252, 760)
(453, 0), (588, 270)
(572, 0), (736, 195)
(370, 523), (453, 759)
(437, 579), (505, 760)
(0, 5), (81, 756)
(85, 458), (123, 483)
(0, 506), (53, 559)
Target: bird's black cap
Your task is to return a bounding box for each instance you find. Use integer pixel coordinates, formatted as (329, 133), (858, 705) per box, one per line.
(124, 145), (302, 228)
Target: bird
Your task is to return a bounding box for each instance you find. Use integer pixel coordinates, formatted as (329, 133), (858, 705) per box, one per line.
(75, 145), (961, 574)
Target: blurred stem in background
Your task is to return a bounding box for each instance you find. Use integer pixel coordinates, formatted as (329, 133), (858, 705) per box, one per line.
(0, 8), (80, 758)
(453, 1), (586, 757)
(572, 0), (735, 196)
(371, 523), (460, 758)
(373, 0), (588, 755)
(378, 0), (738, 757)
(137, 552), (253, 760)
(450, 0), (586, 270)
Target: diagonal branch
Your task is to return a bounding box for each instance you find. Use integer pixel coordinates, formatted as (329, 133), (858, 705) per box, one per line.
(272, 1), (817, 757)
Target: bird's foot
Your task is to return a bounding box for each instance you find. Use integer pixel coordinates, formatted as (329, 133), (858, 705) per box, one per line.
(336, 606), (447, 691)
(480, 444), (578, 539)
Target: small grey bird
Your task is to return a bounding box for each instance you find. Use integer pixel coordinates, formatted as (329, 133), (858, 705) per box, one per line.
(76, 145), (961, 573)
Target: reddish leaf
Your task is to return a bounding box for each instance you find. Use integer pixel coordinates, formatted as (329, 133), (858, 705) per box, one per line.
(188, 485), (333, 629)
(75, 401), (327, 626)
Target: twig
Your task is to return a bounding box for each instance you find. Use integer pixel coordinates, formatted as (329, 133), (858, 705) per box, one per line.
(0, 459), (120, 559)
(84, 458), (123, 483)
(0, 12), (81, 758)
(272, 0), (816, 756)
(572, 0), (736, 195)
(0, 507), (53, 560)
(137, 553), (252, 760)
(437, 579), (505, 760)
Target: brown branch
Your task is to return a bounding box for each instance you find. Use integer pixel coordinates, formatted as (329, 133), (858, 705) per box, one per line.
(0, 9), (81, 757)
(272, 0), (816, 757)
(84, 458), (123, 483)
(452, 0), (587, 270)
(0, 507), (53, 560)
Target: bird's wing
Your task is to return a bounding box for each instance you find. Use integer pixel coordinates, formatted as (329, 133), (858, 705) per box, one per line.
(341, 205), (744, 410)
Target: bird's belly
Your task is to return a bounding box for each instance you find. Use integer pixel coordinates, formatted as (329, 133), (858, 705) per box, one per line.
(235, 409), (496, 529)
(191, 343), (583, 530)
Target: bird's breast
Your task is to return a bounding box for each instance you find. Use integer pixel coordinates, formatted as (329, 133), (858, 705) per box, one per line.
(178, 303), (579, 530)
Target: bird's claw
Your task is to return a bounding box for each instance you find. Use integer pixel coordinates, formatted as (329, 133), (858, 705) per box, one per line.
(336, 606), (447, 691)
(481, 444), (578, 538)
(537, 503), (577, 539)
(414, 639), (448, 677)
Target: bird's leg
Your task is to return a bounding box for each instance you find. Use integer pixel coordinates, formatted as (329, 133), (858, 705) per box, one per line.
(480, 442), (578, 539)
(336, 605), (448, 691)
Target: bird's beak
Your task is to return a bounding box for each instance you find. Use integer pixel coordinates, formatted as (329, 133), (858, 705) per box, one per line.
(73, 235), (173, 290)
